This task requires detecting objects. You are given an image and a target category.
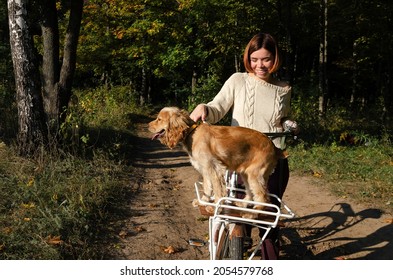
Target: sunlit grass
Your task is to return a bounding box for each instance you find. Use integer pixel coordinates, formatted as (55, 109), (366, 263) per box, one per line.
(0, 85), (143, 259)
(288, 140), (393, 213)
(0, 144), (131, 259)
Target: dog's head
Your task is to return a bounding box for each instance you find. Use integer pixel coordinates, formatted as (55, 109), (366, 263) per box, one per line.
(148, 107), (195, 148)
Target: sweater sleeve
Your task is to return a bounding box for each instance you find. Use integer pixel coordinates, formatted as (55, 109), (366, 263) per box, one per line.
(205, 73), (242, 124)
(279, 87), (292, 122)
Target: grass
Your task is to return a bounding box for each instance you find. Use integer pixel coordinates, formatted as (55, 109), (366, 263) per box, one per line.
(0, 86), (146, 259)
(288, 139), (393, 213)
(0, 137), (135, 259)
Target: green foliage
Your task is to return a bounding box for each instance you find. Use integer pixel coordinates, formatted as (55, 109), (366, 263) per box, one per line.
(60, 85), (142, 154)
(76, 85), (139, 129)
(187, 69), (222, 111)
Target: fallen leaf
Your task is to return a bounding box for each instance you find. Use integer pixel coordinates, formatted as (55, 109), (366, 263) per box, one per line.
(119, 230), (128, 238)
(46, 235), (63, 245)
(313, 171), (323, 178)
(384, 218), (393, 224)
(334, 256), (348, 260)
(27, 177), (35, 187)
(161, 245), (176, 254)
(134, 226), (145, 233)
(2, 227), (12, 234)
(21, 202), (35, 208)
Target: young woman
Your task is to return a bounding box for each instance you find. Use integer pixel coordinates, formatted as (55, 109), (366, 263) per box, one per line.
(190, 32), (298, 259)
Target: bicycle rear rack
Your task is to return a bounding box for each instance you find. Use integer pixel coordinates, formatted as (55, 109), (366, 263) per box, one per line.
(193, 181), (295, 259)
(194, 181), (295, 225)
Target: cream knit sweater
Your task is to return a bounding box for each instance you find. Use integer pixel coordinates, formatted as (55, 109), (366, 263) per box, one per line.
(204, 72), (292, 148)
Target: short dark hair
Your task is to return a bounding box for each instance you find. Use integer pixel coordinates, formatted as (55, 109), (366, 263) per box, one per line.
(243, 33), (281, 74)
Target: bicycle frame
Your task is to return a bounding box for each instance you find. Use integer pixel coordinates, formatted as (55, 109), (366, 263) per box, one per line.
(194, 173), (295, 260)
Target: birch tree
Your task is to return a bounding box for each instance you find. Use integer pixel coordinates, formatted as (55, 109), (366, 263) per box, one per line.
(8, 0), (46, 156)
(7, 0), (83, 156)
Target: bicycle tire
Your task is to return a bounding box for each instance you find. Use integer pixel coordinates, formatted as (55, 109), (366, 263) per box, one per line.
(229, 236), (244, 259)
(229, 224), (245, 259)
(215, 225), (229, 259)
(215, 223), (245, 260)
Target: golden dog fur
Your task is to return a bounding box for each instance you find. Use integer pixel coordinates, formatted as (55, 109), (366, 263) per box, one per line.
(148, 107), (284, 216)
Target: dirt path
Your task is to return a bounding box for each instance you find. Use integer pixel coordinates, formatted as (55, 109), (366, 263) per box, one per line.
(106, 121), (393, 260)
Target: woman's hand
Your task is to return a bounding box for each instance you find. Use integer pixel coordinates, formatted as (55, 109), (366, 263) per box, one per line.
(190, 104), (208, 122)
(282, 119), (300, 135)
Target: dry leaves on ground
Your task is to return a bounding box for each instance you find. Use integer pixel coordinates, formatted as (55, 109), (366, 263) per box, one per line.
(160, 245), (177, 254)
(46, 235), (63, 245)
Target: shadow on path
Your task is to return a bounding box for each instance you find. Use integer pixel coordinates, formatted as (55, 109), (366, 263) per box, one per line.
(281, 202), (393, 259)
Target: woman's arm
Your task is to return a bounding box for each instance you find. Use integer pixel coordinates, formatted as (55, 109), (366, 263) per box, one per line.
(190, 73), (240, 124)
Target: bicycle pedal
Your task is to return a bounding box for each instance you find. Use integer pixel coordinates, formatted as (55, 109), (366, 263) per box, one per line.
(188, 238), (207, 247)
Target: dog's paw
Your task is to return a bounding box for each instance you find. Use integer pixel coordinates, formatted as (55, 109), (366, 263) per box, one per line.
(201, 194), (211, 202)
(242, 213), (258, 220)
(234, 201), (249, 208)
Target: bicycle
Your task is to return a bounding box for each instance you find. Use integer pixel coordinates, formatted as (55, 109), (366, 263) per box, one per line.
(189, 131), (296, 260)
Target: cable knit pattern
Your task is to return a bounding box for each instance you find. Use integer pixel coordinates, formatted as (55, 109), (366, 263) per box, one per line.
(205, 73), (292, 148)
(245, 79), (255, 128)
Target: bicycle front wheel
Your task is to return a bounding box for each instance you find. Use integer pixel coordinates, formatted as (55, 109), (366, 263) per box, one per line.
(215, 223), (245, 260)
(229, 235), (244, 260)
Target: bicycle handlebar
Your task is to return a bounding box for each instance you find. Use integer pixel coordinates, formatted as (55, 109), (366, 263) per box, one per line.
(263, 131), (295, 138)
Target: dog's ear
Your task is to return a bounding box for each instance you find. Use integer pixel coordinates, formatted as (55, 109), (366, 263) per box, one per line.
(163, 109), (190, 149)
(179, 109), (196, 126)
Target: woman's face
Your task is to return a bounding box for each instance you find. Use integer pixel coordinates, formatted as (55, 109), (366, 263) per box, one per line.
(250, 48), (274, 81)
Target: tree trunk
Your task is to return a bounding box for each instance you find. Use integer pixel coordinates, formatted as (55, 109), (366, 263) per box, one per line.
(140, 67), (147, 106)
(40, 0), (83, 131)
(8, 0), (83, 155)
(318, 0), (328, 116)
(191, 69), (197, 93)
(8, 0), (47, 156)
(350, 40), (358, 108)
(57, 0), (84, 124)
(41, 0), (60, 133)
(234, 54), (240, 73)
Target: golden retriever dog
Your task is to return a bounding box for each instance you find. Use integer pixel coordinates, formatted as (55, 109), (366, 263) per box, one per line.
(148, 107), (284, 217)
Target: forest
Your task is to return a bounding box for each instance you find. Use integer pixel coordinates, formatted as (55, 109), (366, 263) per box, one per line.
(0, 0), (392, 260)
(1, 0), (392, 149)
